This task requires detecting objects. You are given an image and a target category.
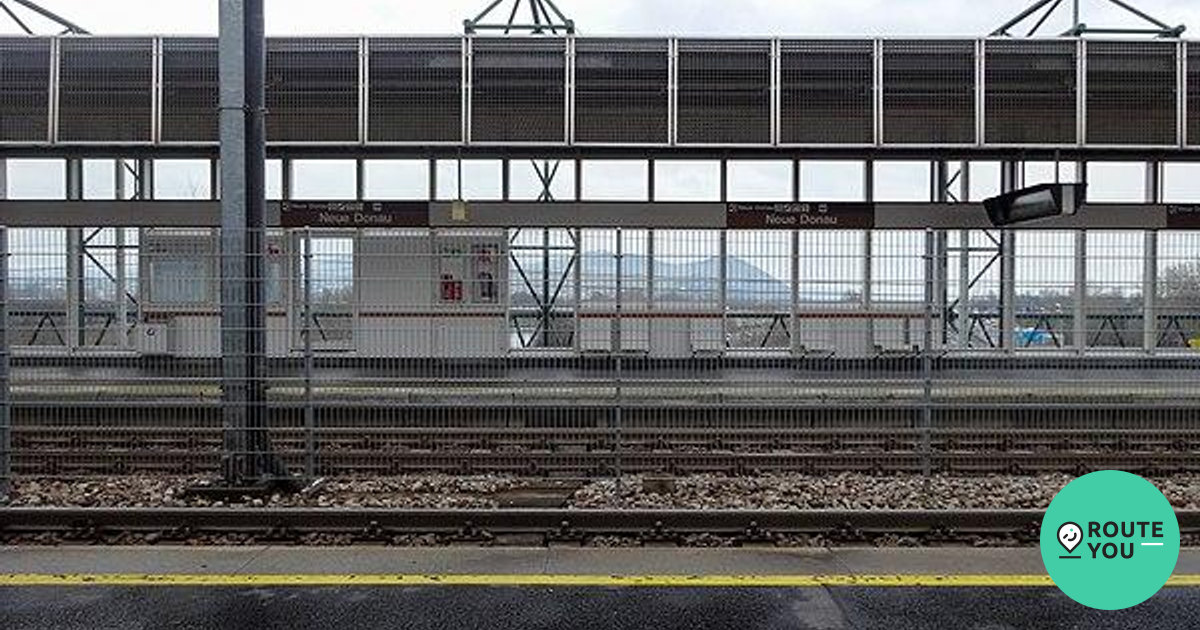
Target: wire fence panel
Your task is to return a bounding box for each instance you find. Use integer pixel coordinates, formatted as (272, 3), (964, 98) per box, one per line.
(57, 38), (154, 143)
(882, 40), (976, 145)
(574, 39), (669, 145)
(984, 39), (1077, 146)
(471, 38), (567, 144)
(2, 224), (1200, 481)
(676, 40), (772, 145)
(266, 38), (360, 143)
(368, 38), (463, 143)
(1086, 40), (1178, 146)
(780, 40), (874, 145)
(0, 37), (51, 144)
(161, 38), (219, 144)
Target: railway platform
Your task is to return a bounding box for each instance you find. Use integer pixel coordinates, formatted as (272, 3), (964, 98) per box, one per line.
(3, 546), (1200, 629)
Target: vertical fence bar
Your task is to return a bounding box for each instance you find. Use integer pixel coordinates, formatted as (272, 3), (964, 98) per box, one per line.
(1143, 230), (1159, 354)
(613, 227), (623, 480)
(0, 225), (9, 499)
(921, 227), (934, 478)
(303, 228), (315, 479)
(1074, 229), (1087, 354)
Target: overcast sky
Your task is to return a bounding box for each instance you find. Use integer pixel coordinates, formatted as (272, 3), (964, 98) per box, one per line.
(1, 0), (1198, 37)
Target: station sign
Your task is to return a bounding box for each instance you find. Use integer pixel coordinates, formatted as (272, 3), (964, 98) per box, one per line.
(280, 201), (429, 228)
(1166, 205), (1200, 230)
(726, 202), (876, 229)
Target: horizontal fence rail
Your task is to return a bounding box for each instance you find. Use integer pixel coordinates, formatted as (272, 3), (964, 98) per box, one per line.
(0, 36), (1196, 150)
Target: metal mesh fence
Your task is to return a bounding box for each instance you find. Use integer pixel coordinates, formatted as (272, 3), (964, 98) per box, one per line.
(266, 38), (360, 143)
(676, 40), (772, 145)
(1086, 41), (1177, 146)
(0, 37), (1196, 148)
(882, 40), (976, 145)
(984, 39), (1077, 145)
(573, 39), (669, 145)
(0, 37), (51, 143)
(57, 38), (153, 143)
(1159, 232), (1200, 349)
(2, 223), (1199, 481)
(0, 227), (8, 497)
(161, 38), (219, 144)
(471, 38), (566, 143)
(1189, 43), (1199, 147)
(368, 38), (463, 143)
(780, 40), (874, 145)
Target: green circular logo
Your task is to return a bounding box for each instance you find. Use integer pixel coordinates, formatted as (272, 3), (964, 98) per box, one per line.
(1041, 470), (1180, 610)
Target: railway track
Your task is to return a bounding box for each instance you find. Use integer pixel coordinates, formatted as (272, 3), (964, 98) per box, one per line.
(3, 507), (1199, 546)
(9, 373), (1200, 476)
(12, 449), (1200, 478)
(10, 421), (1200, 476)
(0, 507), (1072, 545)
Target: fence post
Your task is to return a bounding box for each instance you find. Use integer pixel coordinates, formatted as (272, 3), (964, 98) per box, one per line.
(0, 226), (10, 499)
(614, 228), (623, 482)
(303, 228), (316, 479)
(921, 228), (935, 478)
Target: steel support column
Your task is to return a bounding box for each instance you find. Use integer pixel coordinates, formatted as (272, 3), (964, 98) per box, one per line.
(999, 161), (1021, 354)
(114, 160), (129, 350)
(219, 0), (284, 484)
(1144, 161), (1161, 353)
(934, 162), (953, 351)
(65, 159), (83, 350)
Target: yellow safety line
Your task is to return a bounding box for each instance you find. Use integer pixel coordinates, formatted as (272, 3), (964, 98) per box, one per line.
(2, 574), (1199, 588)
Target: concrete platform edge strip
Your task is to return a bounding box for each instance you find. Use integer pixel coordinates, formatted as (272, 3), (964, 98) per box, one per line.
(4, 574), (1200, 588)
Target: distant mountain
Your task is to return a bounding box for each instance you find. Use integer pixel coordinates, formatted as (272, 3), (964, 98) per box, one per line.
(575, 252), (788, 305)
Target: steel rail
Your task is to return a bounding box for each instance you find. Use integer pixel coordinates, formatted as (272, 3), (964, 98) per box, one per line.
(3, 508), (1199, 546)
(0, 507), (1082, 539)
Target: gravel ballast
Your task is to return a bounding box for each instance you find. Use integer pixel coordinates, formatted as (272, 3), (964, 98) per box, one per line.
(6, 473), (1200, 511)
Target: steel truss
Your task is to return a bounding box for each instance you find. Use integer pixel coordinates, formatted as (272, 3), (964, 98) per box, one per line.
(992, 0), (1185, 37)
(0, 0), (87, 35)
(464, 0), (575, 35)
